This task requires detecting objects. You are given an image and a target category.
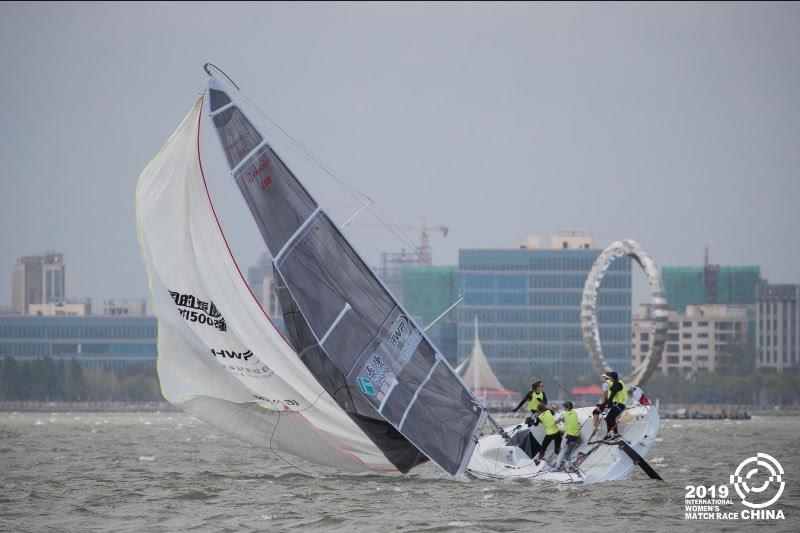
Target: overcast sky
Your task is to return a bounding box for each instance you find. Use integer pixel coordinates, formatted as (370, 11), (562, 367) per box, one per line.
(1, 2), (798, 307)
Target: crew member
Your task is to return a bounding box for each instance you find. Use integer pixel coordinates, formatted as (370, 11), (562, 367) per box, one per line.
(602, 371), (627, 437)
(512, 380), (547, 414)
(532, 403), (561, 464)
(591, 373), (611, 427)
(557, 401), (581, 467)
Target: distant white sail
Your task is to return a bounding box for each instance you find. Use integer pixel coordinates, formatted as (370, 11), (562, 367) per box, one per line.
(136, 98), (397, 473)
(457, 318), (509, 394)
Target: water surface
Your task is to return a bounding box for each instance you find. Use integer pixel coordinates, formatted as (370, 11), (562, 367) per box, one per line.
(1, 412), (797, 532)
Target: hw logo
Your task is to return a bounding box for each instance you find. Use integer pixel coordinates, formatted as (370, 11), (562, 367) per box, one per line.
(357, 376), (376, 396)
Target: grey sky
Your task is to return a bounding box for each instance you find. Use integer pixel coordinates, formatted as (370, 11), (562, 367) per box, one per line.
(1, 2), (798, 307)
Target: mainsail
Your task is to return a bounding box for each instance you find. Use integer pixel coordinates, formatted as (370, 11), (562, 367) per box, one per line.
(136, 70), (487, 476)
(204, 75), (487, 475)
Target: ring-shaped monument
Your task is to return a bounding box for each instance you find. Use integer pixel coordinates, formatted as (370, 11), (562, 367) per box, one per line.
(581, 239), (668, 387)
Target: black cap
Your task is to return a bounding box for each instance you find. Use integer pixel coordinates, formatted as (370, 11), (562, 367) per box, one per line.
(608, 371), (619, 380)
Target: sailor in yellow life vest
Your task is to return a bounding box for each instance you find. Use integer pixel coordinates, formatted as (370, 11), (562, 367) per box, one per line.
(556, 401), (581, 468)
(532, 402), (561, 464)
(512, 380), (547, 414)
(592, 373), (612, 427)
(601, 371), (627, 437)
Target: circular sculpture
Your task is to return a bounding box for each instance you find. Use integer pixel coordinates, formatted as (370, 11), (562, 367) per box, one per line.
(581, 239), (668, 387)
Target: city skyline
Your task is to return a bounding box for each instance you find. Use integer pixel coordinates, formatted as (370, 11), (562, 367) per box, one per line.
(3, 238), (784, 313)
(2, 3), (799, 307)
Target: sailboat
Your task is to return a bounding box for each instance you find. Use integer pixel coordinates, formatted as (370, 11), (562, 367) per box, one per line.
(136, 64), (660, 482)
(465, 403), (660, 483)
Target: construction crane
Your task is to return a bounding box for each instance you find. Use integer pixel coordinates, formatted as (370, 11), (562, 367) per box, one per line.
(345, 218), (448, 302)
(349, 218), (449, 265)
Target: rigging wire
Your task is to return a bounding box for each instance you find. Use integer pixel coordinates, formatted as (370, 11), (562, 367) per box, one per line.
(264, 383), (362, 477)
(266, 411), (314, 477)
(206, 72), (575, 400)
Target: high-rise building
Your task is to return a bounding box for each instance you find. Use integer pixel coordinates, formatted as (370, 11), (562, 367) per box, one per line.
(402, 265), (459, 364)
(102, 298), (147, 316)
(379, 249), (428, 304)
(245, 254), (286, 333)
(376, 223), (449, 303)
(247, 253), (273, 308)
(456, 234), (631, 385)
(29, 302), (87, 316)
(662, 265), (762, 313)
(11, 252), (66, 314)
(632, 304), (749, 375)
(756, 284), (800, 371)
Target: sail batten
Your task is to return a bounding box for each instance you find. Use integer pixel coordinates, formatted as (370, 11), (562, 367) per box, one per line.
(231, 139), (270, 175)
(205, 76), (487, 475)
(274, 207), (322, 263)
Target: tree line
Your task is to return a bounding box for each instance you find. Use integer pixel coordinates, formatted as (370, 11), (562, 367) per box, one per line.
(643, 370), (800, 406)
(0, 356), (161, 402)
(2, 354), (798, 406)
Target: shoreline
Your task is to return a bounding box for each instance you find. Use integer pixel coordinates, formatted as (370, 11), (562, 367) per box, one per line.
(0, 401), (179, 412)
(2, 401), (798, 417)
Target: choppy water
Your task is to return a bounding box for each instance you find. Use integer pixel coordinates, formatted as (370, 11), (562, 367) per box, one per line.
(1, 412), (798, 532)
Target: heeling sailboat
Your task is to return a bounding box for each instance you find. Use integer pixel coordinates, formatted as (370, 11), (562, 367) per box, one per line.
(136, 65), (488, 476)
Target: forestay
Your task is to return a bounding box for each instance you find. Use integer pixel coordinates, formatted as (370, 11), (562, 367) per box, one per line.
(205, 76), (487, 475)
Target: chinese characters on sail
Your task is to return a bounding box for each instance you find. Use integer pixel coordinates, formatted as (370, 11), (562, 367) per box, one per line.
(169, 290), (227, 332)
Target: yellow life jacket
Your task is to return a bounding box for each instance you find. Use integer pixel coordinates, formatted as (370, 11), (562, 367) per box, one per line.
(564, 410), (580, 437)
(528, 390), (544, 412)
(537, 410), (559, 436)
(611, 379), (627, 405)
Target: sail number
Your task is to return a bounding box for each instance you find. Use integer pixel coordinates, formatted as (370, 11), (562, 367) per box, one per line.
(685, 485), (729, 499)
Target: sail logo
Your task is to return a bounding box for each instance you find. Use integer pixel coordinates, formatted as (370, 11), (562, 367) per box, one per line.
(169, 290), (227, 332)
(683, 453), (786, 521)
(730, 453), (785, 511)
(365, 353), (391, 386)
(399, 329), (422, 366)
(210, 348), (253, 361)
(357, 376), (376, 396)
(389, 317), (408, 348)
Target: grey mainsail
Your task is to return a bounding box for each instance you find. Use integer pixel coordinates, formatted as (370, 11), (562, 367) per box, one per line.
(205, 77), (487, 475)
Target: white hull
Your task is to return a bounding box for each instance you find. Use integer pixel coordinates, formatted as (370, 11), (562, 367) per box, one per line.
(466, 404), (660, 484)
